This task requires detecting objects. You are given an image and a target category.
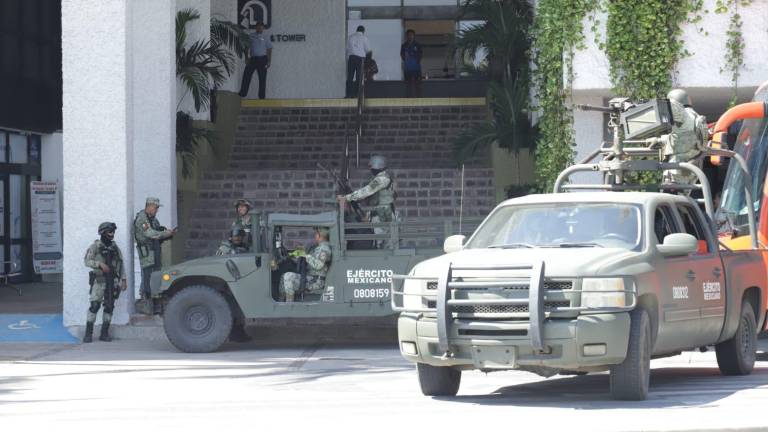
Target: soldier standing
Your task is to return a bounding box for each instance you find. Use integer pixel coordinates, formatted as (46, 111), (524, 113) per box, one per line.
(279, 227), (332, 302)
(663, 88), (709, 185)
(133, 197), (175, 313)
(215, 227), (249, 256)
(232, 199), (262, 252)
(83, 222), (126, 343)
(337, 155), (396, 247)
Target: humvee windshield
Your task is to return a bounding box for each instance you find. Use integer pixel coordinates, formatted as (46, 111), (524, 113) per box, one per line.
(466, 203), (643, 250)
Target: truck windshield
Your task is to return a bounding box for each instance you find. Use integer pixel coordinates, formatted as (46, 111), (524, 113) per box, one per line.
(466, 203), (642, 251)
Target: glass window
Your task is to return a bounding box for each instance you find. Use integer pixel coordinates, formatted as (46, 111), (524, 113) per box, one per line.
(29, 135), (40, 164)
(654, 206), (677, 244)
(718, 118), (768, 231)
(9, 133), (28, 163)
(0, 132), (6, 162)
(677, 204), (709, 253)
(466, 203), (643, 250)
(11, 244), (24, 275)
(0, 179), (4, 236)
(10, 175), (27, 239)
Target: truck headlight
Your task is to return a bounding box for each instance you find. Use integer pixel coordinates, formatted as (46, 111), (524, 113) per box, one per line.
(581, 278), (626, 308)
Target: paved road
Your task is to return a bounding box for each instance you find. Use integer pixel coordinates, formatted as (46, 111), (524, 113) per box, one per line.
(2, 338), (768, 431)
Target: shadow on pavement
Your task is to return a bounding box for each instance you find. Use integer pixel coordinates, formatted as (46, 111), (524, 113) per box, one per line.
(441, 366), (768, 408)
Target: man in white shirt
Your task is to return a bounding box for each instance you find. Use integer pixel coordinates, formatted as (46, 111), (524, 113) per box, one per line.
(346, 25), (372, 98)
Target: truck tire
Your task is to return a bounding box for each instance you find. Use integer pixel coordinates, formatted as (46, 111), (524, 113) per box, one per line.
(417, 363), (461, 396)
(715, 301), (756, 376)
(163, 285), (233, 353)
(610, 307), (651, 400)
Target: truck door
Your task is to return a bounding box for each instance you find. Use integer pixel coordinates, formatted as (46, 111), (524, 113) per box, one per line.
(654, 204), (702, 353)
(674, 203), (726, 346)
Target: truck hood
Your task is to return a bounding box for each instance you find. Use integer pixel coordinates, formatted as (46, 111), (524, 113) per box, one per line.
(410, 247), (637, 278)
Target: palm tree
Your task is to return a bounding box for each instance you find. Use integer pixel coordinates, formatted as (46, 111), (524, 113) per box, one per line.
(453, 0), (536, 179)
(175, 8), (249, 177)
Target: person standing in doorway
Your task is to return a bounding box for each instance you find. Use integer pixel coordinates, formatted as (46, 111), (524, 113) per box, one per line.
(239, 21), (272, 99)
(346, 25), (372, 98)
(400, 29), (422, 97)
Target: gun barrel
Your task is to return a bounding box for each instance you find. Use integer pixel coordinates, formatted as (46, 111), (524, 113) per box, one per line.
(575, 104), (614, 113)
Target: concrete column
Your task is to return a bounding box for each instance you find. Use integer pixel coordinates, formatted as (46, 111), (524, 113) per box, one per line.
(62, 0), (176, 327)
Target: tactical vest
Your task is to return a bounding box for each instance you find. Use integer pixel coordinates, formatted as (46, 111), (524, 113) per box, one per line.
(371, 171), (396, 207)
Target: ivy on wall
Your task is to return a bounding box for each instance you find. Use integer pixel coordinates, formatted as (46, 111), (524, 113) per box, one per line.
(532, 0), (598, 192)
(715, 0), (750, 107)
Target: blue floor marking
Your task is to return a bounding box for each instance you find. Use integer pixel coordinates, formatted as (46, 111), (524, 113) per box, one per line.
(0, 314), (79, 343)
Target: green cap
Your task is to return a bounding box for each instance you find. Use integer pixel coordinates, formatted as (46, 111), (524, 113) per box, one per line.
(146, 197), (162, 207)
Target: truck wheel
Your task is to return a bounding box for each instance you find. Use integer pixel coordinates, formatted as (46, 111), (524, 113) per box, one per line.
(417, 363), (461, 396)
(610, 307), (651, 401)
(163, 285), (233, 353)
(716, 301), (756, 376)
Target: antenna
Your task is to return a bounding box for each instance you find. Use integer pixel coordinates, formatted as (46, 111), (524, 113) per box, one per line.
(459, 164), (465, 234)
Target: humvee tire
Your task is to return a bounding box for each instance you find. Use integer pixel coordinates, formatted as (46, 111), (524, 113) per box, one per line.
(610, 307), (651, 400)
(417, 363), (461, 396)
(163, 285), (233, 353)
(716, 300), (756, 376)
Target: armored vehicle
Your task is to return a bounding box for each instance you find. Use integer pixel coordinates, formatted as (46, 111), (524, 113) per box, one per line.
(150, 210), (477, 353)
(392, 98), (767, 400)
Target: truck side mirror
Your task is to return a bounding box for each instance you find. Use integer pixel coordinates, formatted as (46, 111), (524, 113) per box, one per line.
(657, 233), (698, 257)
(443, 235), (466, 254)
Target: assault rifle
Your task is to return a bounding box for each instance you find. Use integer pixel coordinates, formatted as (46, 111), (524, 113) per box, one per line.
(317, 162), (366, 222)
(99, 245), (120, 308)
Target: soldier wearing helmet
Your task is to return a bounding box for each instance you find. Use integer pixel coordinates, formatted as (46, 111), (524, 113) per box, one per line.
(664, 88), (709, 185)
(336, 155), (397, 247)
(232, 198), (262, 252)
(83, 222), (126, 343)
(279, 227), (333, 302)
(215, 227), (249, 256)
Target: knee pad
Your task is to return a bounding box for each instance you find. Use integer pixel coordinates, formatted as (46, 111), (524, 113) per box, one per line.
(89, 301), (101, 314)
(103, 304), (114, 314)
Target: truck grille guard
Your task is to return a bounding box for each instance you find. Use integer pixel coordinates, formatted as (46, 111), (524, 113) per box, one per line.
(391, 262), (637, 356)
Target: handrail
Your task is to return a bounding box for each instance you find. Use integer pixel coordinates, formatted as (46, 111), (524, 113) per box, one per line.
(355, 63), (366, 168)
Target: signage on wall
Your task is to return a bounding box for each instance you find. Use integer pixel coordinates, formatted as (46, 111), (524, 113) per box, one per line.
(30, 181), (63, 274)
(239, 0), (272, 29)
(270, 34), (306, 42)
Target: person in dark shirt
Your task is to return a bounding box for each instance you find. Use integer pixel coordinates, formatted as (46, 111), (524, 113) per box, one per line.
(400, 29), (422, 98)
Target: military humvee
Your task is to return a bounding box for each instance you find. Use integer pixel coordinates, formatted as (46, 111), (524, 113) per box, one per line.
(149, 209), (478, 353)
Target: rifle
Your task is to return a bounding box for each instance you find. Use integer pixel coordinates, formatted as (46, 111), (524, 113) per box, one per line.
(317, 162), (366, 222)
(99, 245), (119, 308)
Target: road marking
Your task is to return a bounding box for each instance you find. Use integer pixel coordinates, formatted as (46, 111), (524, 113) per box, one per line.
(8, 320), (41, 331)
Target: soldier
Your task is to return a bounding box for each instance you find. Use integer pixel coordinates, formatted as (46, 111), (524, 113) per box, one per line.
(134, 197), (175, 313)
(663, 88), (709, 185)
(279, 227), (332, 302)
(232, 199), (262, 252)
(83, 222), (127, 343)
(216, 227), (249, 256)
(337, 155), (396, 247)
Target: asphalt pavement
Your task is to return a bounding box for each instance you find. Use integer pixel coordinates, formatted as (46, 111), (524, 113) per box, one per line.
(1, 336), (768, 431)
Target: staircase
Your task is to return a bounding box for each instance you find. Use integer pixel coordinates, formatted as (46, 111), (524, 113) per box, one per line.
(184, 102), (496, 258)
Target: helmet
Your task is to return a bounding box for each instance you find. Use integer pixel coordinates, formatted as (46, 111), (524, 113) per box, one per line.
(369, 155), (387, 170)
(98, 222), (117, 235)
(667, 89), (692, 107)
(233, 199), (253, 209)
(230, 227), (246, 238)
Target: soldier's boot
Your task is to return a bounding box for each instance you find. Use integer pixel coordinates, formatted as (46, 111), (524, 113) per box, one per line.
(99, 323), (112, 342)
(83, 322), (94, 343)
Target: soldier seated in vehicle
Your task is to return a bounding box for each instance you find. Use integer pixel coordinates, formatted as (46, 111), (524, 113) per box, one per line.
(278, 227), (332, 302)
(215, 227), (249, 256)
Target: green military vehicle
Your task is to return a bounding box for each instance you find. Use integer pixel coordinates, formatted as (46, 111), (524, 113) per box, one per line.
(149, 209), (477, 353)
(392, 98), (768, 400)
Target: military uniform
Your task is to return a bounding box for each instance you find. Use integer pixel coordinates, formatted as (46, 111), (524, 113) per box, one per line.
(231, 213), (262, 252)
(344, 169), (396, 247)
(83, 222), (125, 343)
(279, 240), (332, 302)
(133, 197), (173, 302)
(663, 97), (708, 185)
(215, 240), (248, 256)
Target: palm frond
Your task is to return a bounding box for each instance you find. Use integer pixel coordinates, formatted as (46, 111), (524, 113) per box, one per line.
(177, 111), (217, 178)
(211, 17), (250, 59)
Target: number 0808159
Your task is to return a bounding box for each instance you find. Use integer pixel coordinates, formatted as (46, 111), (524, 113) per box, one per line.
(353, 288), (390, 299)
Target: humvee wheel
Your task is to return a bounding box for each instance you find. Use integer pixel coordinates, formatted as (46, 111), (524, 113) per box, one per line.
(417, 363), (461, 396)
(716, 300), (756, 376)
(610, 307), (651, 400)
(163, 285), (233, 353)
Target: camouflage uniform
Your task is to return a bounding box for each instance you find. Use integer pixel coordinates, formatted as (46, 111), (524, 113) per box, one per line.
(84, 239), (125, 325)
(279, 240), (332, 301)
(133, 197), (173, 300)
(663, 93), (708, 185)
(344, 170), (396, 247)
(232, 213), (262, 252)
(215, 240), (248, 256)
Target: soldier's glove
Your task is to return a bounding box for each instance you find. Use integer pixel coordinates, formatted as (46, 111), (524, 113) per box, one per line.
(288, 248), (306, 258)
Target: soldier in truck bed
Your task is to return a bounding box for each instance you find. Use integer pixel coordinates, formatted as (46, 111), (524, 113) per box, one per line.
(337, 155), (396, 247)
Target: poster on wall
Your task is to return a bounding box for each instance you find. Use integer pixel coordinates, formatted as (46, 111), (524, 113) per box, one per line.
(239, 0), (272, 29)
(30, 181), (63, 274)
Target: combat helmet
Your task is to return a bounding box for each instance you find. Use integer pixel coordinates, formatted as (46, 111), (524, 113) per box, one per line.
(98, 222), (117, 235)
(369, 155), (387, 170)
(233, 199), (253, 209)
(230, 226), (246, 238)
(667, 89), (692, 107)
